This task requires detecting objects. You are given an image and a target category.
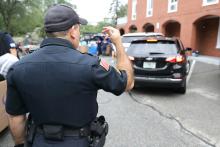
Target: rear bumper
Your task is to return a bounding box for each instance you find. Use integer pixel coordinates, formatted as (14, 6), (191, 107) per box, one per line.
(134, 76), (185, 87)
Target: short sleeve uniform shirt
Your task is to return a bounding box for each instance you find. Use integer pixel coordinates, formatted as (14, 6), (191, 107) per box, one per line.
(6, 38), (127, 128)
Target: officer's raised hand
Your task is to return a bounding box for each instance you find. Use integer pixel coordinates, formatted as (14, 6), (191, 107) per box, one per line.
(102, 26), (134, 91)
(102, 26), (121, 44)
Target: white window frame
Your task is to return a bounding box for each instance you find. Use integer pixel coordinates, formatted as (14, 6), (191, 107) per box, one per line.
(217, 18), (220, 49)
(132, 0), (137, 20)
(168, 0), (178, 13)
(146, 0), (153, 17)
(203, 0), (219, 6)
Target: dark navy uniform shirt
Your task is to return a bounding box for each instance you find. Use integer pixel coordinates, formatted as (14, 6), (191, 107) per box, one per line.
(6, 38), (127, 128)
(0, 32), (16, 56)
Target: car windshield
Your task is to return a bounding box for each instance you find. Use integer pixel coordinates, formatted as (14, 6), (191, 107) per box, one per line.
(127, 41), (178, 57)
(122, 36), (146, 43)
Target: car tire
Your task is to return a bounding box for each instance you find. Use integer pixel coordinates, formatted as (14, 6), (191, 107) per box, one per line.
(176, 79), (186, 94)
(186, 60), (191, 75)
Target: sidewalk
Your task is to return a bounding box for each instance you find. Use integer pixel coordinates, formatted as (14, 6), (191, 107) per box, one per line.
(189, 55), (220, 66)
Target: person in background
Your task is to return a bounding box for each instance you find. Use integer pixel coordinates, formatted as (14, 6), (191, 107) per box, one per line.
(96, 36), (103, 56)
(0, 31), (18, 78)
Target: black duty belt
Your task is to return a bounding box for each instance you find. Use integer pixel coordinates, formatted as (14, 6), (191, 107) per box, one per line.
(36, 125), (90, 137)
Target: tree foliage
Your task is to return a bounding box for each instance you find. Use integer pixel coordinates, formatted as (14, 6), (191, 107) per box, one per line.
(0, 0), (117, 37)
(80, 21), (113, 35)
(109, 0), (128, 26)
(0, 0), (29, 32)
(117, 4), (128, 18)
(0, 0), (73, 35)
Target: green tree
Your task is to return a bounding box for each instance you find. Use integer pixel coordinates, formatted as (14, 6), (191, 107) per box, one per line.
(80, 21), (113, 36)
(0, 0), (73, 35)
(0, 0), (30, 32)
(117, 4), (127, 18)
(11, 5), (43, 35)
(41, 0), (75, 12)
(109, 0), (128, 26)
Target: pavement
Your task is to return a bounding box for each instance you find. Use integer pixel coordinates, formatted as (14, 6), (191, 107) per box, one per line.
(189, 55), (220, 66)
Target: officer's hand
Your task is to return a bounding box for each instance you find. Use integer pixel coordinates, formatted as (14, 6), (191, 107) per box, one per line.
(14, 144), (24, 147)
(102, 26), (121, 45)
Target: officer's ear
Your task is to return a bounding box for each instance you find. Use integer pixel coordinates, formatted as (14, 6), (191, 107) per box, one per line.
(69, 26), (76, 40)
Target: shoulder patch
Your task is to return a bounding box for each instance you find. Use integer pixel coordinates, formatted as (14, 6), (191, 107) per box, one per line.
(100, 59), (110, 71)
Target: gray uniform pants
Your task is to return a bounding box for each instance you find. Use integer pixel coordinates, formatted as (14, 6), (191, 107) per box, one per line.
(32, 134), (89, 147)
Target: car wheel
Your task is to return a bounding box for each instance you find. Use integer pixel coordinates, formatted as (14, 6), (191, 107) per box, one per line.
(186, 60), (191, 75)
(176, 79), (186, 94)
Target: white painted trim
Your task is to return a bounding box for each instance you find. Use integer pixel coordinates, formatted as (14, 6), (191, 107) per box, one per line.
(202, 0), (219, 6)
(132, 0), (137, 20)
(146, 0), (153, 17)
(156, 22), (160, 29)
(216, 18), (220, 49)
(168, 0), (178, 13)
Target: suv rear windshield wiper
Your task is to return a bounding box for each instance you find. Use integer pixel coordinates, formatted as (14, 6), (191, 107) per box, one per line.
(149, 52), (165, 55)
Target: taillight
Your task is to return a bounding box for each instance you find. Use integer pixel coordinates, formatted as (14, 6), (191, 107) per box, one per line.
(166, 55), (184, 63)
(128, 56), (135, 61)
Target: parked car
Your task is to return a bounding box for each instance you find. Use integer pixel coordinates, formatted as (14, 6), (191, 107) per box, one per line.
(127, 36), (189, 94)
(122, 32), (164, 52)
(0, 75), (8, 132)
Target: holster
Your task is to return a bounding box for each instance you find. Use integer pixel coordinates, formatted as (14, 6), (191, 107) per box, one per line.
(24, 115), (36, 147)
(89, 116), (109, 147)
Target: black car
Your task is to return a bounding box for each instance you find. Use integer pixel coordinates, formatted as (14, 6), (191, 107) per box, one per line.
(127, 36), (190, 94)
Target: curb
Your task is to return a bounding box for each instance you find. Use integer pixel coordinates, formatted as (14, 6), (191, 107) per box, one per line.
(189, 56), (220, 66)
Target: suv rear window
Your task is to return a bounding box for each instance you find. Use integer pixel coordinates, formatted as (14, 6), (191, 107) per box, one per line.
(127, 40), (179, 57)
(122, 36), (146, 43)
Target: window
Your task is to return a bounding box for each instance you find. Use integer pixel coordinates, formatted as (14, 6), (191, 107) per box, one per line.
(203, 0), (219, 6)
(122, 36), (147, 43)
(168, 0), (178, 13)
(217, 18), (220, 49)
(146, 0), (153, 17)
(132, 0), (137, 20)
(127, 41), (178, 57)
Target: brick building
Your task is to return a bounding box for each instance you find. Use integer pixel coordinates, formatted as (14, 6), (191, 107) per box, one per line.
(117, 0), (220, 57)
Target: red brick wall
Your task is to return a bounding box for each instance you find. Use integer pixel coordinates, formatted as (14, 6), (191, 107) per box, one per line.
(119, 0), (220, 57)
(195, 18), (220, 56)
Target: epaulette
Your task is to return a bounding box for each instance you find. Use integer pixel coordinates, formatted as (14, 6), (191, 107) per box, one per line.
(83, 52), (95, 56)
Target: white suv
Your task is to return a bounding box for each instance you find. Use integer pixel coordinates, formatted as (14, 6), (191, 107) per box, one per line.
(122, 32), (164, 52)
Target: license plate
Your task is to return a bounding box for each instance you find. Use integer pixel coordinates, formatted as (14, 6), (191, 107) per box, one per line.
(143, 62), (156, 68)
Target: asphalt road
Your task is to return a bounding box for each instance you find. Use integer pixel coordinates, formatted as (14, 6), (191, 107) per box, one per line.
(0, 58), (220, 147)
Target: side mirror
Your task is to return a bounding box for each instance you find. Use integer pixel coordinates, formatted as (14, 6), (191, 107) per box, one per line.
(184, 47), (192, 56)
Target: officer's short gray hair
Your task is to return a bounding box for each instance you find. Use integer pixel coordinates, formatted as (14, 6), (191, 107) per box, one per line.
(46, 24), (79, 38)
(46, 30), (69, 38)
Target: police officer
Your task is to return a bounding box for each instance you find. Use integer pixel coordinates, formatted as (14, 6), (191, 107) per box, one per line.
(0, 32), (18, 78)
(6, 4), (134, 147)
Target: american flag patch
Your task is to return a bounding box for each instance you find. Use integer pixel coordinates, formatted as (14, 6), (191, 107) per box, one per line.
(100, 59), (110, 71)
